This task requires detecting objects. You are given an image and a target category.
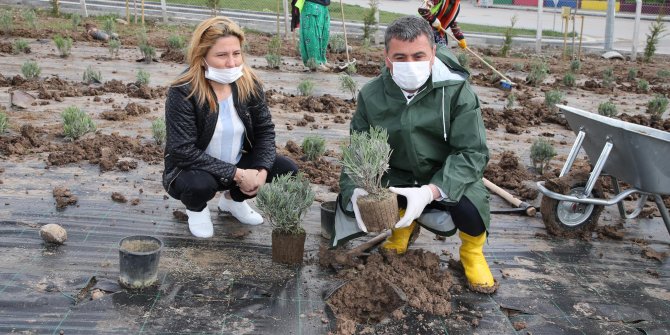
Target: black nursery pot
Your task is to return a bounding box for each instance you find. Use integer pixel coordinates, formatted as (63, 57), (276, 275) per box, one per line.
(118, 235), (163, 289)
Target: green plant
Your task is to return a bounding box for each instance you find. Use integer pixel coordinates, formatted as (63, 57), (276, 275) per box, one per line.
(329, 33), (347, 53)
(339, 73), (358, 101)
(136, 69), (150, 86)
(563, 72), (575, 87)
(340, 126), (392, 196)
(457, 53), (470, 69)
(0, 10), (13, 34)
(22, 9), (37, 29)
(102, 17), (115, 34)
(167, 34), (185, 50)
(82, 65), (102, 84)
(61, 106), (96, 140)
(0, 110), (8, 134)
(602, 67), (615, 88)
(256, 172), (315, 235)
(657, 69), (670, 78)
(301, 135), (326, 161)
(108, 38), (120, 58)
(268, 34), (282, 55)
(570, 59), (581, 73)
(139, 44), (155, 63)
(205, 0), (223, 16)
(544, 90), (563, 110)
(297, 79), (314, 96)
(71, 13), (81, 29)
(21, 60), (41, 80)
(506, 92), (516, 108)
(500, 15), (518, 57)
(643, 15), (667, 62)
(12, 39), (29, 54)
(305, 58), (318, 71)
(638, 79), (650, 92)
(527, 58), (549, 86)
(345, 62), (357, 75)
(647, 94), (669, 119)
(597, 101), (618, 117)
(53, 35), (73, 58)
(265, 53), (281, 68)
(362, 0), (379, 40)
(530, 138), (556, 174)
(151, 117), (166, 146)
(627, 68), (638, 81)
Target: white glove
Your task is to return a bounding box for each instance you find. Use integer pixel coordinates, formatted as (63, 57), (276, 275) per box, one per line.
(350, 188), (369, 233)
(389, 185), (434, 228)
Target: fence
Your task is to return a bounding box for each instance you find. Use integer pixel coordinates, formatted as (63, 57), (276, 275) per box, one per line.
(489, 0), (669, 15)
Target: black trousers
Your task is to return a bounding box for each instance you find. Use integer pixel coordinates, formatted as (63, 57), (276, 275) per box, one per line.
(398, 195), (486, 236)
(168, 155), (299, 212)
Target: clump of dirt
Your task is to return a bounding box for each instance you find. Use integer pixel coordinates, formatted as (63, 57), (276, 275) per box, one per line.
(120, 239), (160, 253)
(265, 89), (355, 115)
(0, 41), (13, 53)
(227, 228), (251, 239)
(39, 223), (68, 244)
(173, 210), (188, 221)
(328, 277), (406, 325)
(484, 151), (535, 199)
(111, 192), (127, 203)
(116, 159), (138, 171)
(326, 249), (453, 334)
(0, 124), (48, 156)
(53, 187), (78, 210)
(47, 132), (162, 168)
(101, 102), (151, 120)
(278, 141), (341, 192)
(160, 47), (185, 63)
(641, 246), (667, 262)
(355, 63), (381, 77)
(513, 321), (527, 331)
(619, 113), (670, 132)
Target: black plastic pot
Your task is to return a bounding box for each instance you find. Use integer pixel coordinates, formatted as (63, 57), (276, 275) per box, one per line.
(118, 235), (163, 289)
(320, 201), (336, 240)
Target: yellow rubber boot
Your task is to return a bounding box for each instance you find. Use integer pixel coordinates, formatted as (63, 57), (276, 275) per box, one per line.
(458, 231), (495, 290)
(381, 209), (417, 255)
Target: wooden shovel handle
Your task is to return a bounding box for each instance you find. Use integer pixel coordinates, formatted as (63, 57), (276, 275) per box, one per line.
(483, 177), (522, 207)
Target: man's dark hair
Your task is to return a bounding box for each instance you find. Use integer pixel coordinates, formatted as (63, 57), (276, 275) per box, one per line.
(384, 16), (435, 52)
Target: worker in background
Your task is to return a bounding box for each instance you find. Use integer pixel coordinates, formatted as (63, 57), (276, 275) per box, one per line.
(294, 0), (332, 71)
(418, 0), (468, 49)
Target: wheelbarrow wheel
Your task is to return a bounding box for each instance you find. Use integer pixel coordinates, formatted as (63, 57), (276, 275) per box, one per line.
(540, 172), (604, 238)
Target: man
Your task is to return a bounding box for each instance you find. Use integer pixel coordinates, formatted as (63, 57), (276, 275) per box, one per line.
(418, 0), (467, 49)
(332, 16), (495, 292)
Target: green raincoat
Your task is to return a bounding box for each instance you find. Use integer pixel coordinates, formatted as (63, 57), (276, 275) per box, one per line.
(332, 46), (491, 247)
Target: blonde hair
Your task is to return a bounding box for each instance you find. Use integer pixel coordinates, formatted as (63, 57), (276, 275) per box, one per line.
(172, 16), (261, 112)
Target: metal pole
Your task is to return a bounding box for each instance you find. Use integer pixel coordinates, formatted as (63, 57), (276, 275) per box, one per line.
(80, 0), (88, 17)
(160, 0), (167, 23)
(604, 0), (615, 50)
(631, 0), (642, 60)
(283, 0), (290, 39)
(536, 0), (544, 54)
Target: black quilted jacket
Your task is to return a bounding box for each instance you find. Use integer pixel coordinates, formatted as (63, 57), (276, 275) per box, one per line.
(162, 80), (276, 193)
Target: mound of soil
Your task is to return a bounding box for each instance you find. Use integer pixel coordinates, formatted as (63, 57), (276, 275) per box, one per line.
(47, 132), (162, 169)
(618, 113), (670, 132)
(326, 249), (453, 334)
(484, 151), (537, 199)
(101, 102), (151, 121)
(0, 42), (13, 54)
(160, 47), (185, 63)
(265, 90), (355, 115)
(278, 141), (341, 192)
(0, 124), (48, 156)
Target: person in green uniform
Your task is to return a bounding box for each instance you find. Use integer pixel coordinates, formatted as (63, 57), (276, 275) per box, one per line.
(296, 0), (331, 71)
(332, 16), (496, 292)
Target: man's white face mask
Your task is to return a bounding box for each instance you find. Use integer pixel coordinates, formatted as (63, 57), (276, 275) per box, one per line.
(204, 60), (244, 84)
(388, 57), (432, 91)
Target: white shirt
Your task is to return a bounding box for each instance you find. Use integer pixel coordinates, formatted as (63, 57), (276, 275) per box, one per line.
(205, 96), (244, 164)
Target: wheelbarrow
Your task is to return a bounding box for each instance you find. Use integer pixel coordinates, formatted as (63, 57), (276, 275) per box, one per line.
(536, 105), (670, 236)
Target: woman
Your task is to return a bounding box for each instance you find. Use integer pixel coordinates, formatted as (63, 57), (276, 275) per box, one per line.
(298, 0), (331, 71)
(162, 16), (298, 238)
(418, 0), (467, 49)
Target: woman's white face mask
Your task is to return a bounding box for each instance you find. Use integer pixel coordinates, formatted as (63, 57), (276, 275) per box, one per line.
(204, 60), (244, 84)
(388, 57), (432, 91)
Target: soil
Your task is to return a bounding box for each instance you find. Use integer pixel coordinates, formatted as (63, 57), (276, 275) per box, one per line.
(278, 141), (341, 192)
(160, 47), (185, 63)
(120, 239), (161, 253)
(111, 192), (128, 203)
(52, 186), (78, 210)
(326, 249), (455, 334)
(172, 209), (188, 221)
(484, 151), (538, 200)
(39, 223), (68, 244)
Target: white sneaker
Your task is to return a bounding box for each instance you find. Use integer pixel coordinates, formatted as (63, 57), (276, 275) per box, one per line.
(218, 195), (264, 225)
(185, 208), (214, 238)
